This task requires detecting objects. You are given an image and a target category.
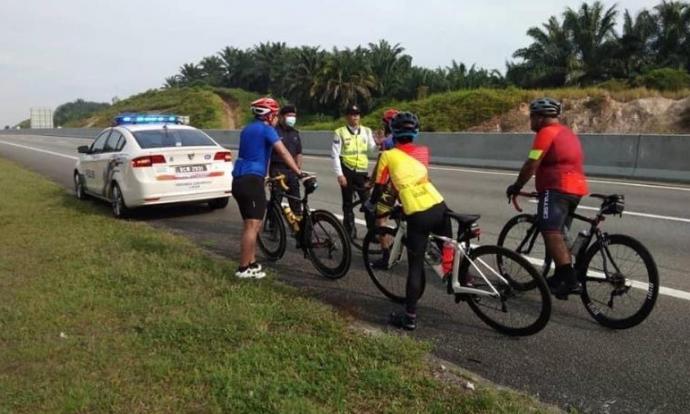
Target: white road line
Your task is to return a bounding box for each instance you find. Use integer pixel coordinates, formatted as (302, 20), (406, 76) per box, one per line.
(523, 256), (690, 301)
(0, 140), (78, 160)
(302, 155), (690, 192)
(526, 200), (690, 224)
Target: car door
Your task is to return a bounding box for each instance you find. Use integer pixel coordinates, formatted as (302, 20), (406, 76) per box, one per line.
(100, 130), (127, 197)
(82, 130), (110, 193)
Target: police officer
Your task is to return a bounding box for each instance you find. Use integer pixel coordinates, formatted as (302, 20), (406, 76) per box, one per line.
(269, 104), (303, 216)
(331, 104), (377, 239)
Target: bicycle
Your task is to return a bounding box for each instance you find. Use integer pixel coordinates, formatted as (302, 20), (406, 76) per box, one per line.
(361, 206), (552, 336)
(258, 172), (351, 279)
(498, 192), (659, 329)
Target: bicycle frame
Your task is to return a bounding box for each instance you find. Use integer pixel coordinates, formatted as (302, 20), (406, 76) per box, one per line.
(380, 213), (505, 299)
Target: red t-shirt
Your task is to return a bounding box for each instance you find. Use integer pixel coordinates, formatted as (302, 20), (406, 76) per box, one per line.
(529, 124), (588, 196)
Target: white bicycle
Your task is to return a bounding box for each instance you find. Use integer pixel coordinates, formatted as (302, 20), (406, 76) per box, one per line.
(362, 206), (552, 336)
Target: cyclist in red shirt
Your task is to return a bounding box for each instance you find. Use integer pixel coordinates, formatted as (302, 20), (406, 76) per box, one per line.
(506, 98), (589, 299)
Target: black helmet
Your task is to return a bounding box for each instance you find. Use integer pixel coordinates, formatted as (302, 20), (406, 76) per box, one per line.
(302, 176), (318, 195)
(529, 97), (561, 117)
(390, 111), (420, 141)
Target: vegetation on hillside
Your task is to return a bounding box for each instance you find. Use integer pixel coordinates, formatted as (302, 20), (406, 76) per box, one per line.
(54, 99), (111, 127)
(163, 0), (690, 119)
(68, 87), (258, 129)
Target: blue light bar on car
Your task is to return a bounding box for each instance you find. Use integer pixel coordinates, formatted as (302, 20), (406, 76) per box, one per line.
(114, 114), (181, 125)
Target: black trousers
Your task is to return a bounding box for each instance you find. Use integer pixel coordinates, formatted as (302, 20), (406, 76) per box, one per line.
(269, 166), (302, 215)
(405, 202), (451, 314)
(340, 163), (373, 234)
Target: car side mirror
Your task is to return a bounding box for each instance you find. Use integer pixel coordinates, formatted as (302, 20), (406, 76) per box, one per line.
(77, 145), (90, 154)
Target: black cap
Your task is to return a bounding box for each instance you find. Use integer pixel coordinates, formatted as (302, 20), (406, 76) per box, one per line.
(279, 105), (297, 115)
(345, 104), (361, 115)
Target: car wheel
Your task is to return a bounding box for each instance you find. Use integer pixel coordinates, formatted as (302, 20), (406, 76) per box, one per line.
(208, 197), (229, 209)
(74, 173), (87, 200)
(111, 183), (130, 218)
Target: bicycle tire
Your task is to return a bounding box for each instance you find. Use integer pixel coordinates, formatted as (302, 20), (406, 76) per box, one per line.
(306, 210), (351, 279)
(497, 214), (550, 289)
(362, 226), (425, 304)
(579, 234), (659, 329)
(257, 204), (287, 261)
(464, 245), (551, 336)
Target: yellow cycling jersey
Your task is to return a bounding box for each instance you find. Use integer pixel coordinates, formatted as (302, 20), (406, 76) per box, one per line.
(375, 144), (444, 215)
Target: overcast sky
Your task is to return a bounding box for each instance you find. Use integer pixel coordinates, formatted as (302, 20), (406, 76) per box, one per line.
(0, 0), (657, 127)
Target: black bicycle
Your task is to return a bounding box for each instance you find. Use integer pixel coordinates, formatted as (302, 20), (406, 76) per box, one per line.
(362, 206), (552, 336)
(498, 192), (659, 329)
(258, 173), (351, 279)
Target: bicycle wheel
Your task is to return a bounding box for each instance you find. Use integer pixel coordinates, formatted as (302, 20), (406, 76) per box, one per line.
(306, 210), (351, 279)
(580, 234), (659, 329)
(463, 245), (551, 336)
(497, 214), (550, 285)
(362, 226), (425, 303)
(257, 204), (286, 261)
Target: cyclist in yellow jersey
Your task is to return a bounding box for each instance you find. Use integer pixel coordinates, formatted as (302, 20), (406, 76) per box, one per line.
(366, 112), (451, 330)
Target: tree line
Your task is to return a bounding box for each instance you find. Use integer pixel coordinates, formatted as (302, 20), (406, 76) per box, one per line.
(159, 1), (688, 115)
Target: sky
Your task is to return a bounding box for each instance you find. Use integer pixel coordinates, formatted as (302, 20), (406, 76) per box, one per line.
(0, 0), (657, 127)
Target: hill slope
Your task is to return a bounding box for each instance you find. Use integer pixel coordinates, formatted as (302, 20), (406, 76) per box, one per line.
(69, 87), (258, 129)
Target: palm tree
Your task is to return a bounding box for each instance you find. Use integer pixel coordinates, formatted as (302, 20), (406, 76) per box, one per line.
(615, 9), (656, 78)
(366, 40), (412, 101)
(178, 63), (205, 86)
(652, 1), (690, 69)
(563, 1), (619, 84)
(199, 56), (225, 87)
(510, 15), (575, 87)
(284, 46), (327, 112)
(312, 47), (377, 114)
(218, 46), (253, 89)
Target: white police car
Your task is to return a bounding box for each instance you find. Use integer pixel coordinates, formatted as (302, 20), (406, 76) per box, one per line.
(74, 114), (233, 218)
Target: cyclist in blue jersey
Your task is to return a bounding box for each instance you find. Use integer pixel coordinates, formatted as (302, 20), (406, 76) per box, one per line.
(232, 97), (302, 279)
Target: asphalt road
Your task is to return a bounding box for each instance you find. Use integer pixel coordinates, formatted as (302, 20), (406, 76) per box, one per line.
(2, 134), (690, 413)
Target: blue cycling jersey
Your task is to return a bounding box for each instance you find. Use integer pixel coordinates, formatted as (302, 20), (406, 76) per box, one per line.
(232, 120), (280, 178)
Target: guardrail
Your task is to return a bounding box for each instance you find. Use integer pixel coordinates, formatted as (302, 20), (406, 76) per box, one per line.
(2, 128), (689, 183)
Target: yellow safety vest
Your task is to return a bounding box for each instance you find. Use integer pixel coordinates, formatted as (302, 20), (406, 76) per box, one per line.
(335, 126), (371, 171)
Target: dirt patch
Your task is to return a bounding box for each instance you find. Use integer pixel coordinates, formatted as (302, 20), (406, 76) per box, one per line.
(468, 95), (690, 134)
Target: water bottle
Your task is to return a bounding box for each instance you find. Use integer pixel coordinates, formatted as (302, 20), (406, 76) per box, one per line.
(570, 230), (589, 255)
(283, 206), (300, 233)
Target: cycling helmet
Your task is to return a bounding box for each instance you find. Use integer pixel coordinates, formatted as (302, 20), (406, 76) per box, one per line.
(529, 97), (562, 117)
(390, 111), (420, 141)
(382, 108), (399, 126)
(302, 176), (318, 195)
(250, 97), (280, 121)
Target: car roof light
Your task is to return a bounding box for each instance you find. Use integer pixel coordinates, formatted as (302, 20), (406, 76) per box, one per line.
(114, 113), (181, 126)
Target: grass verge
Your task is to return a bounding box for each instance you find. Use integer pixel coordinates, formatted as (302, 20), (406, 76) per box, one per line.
(0, 157), (557, 413)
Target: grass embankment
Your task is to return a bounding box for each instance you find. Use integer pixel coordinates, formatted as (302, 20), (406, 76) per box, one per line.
(301, 87), (690, 132)
(69, 87), (258, 129)
(0, 158), (555, 413)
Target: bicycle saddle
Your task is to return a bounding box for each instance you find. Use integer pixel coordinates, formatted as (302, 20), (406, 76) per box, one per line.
(445, 211), (480, 226)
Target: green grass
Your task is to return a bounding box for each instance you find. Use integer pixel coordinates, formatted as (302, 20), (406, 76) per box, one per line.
(0, 158), (558, 413)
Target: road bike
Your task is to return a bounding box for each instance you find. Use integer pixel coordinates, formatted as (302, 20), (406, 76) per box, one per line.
(498, 192), (659, 329)
(258, 173), (351, 279)
(362, 206), (552, 336)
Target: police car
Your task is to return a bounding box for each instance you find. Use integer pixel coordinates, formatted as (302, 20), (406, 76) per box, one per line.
(74, 114), (233, 218)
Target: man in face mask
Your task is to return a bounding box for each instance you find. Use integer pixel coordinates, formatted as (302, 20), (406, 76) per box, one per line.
(269, 104), (303, 216)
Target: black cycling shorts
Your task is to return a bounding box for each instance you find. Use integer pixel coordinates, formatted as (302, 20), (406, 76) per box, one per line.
(232, 175), (267, 220)
(537, 189), (580, 234)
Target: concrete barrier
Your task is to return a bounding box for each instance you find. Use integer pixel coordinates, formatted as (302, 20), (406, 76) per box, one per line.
(2, 128), (689, 183)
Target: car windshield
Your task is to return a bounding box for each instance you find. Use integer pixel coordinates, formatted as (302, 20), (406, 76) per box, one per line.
(132, 128), (215, 149)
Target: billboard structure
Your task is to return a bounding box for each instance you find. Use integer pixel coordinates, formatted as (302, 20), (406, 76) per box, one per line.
(30, 107), (54, 129)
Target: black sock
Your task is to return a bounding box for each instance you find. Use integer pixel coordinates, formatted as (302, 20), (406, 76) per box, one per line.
(238, 265), (249, 272)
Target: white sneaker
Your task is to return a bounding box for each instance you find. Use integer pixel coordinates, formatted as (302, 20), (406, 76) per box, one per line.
(235, 266), (266, 279)
(249, 262), (262, 272)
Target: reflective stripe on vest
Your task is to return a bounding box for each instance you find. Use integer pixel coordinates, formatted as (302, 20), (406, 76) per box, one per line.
(336, 126), (370, 170)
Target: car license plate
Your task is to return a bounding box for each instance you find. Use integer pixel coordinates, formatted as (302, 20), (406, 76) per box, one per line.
(176, 165), (207, 173)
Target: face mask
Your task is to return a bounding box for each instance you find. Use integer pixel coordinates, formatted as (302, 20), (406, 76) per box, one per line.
(285, 116), (297, 127)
